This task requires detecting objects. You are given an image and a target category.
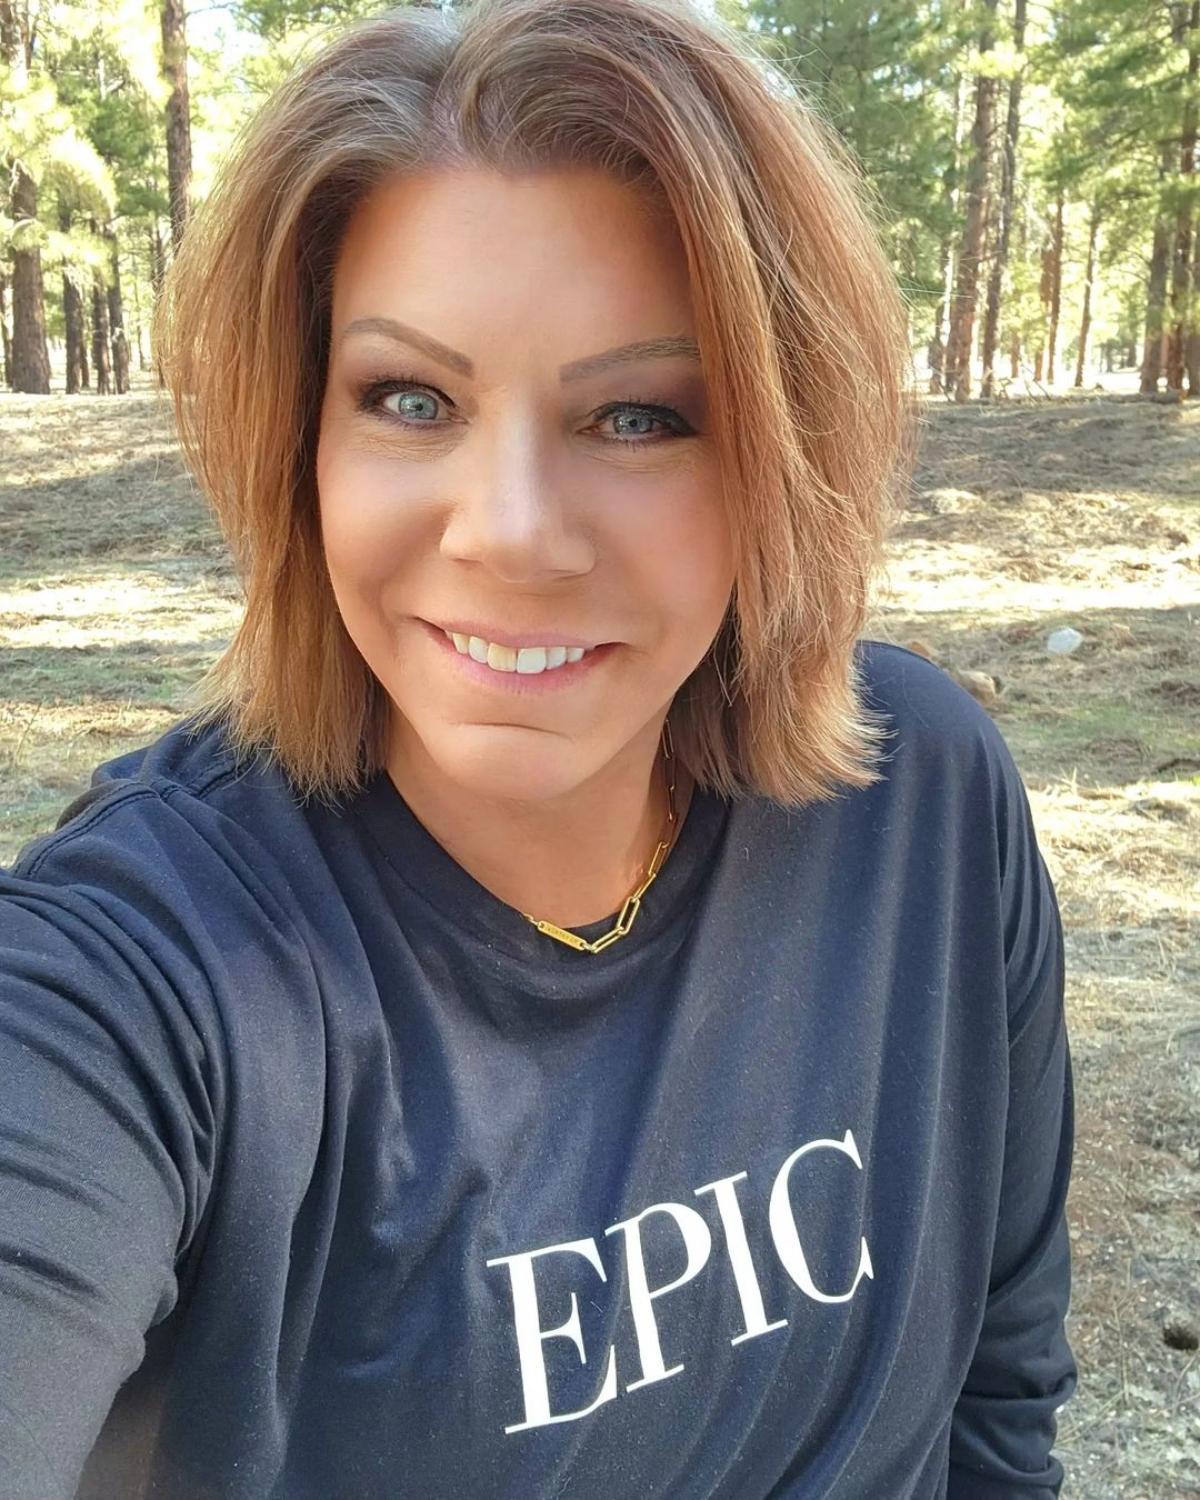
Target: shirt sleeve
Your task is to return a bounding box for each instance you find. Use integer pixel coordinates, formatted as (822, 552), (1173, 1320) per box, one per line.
(947, 741), (1078, 1497)
(0, 802), (220, 1499)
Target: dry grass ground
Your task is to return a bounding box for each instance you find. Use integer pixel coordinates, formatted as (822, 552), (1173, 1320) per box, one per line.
(1, 377), (1198, 1496)
(869, 394), (1200, 1499)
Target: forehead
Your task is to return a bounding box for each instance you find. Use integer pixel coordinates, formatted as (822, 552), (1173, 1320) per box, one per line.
(328, 164), (696, 348)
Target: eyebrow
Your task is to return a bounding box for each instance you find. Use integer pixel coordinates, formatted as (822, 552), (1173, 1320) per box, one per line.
(337, 316), (701, 382)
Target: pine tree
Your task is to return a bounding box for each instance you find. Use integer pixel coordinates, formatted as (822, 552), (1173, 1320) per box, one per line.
(733, 0), (967, 380)
(1046, 0), (1199, 396)
(1, 0), (115, 393)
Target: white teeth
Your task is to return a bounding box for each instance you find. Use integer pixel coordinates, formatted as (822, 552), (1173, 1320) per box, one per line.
(516, 647), (546, 674)
(441, 628), (594, 674)
(486, 642), (518, 672)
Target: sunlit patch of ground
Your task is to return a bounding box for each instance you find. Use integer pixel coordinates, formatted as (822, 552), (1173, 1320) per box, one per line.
(2, 375), (1198, 1495)
(0, 379), (237, 854)
(867, 393), (1200, 1499)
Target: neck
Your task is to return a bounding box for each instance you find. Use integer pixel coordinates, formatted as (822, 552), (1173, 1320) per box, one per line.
(385, 719), (693, 930)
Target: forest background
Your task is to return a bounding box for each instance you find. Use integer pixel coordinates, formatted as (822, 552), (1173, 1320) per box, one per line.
(1, 0), (1198, 1495)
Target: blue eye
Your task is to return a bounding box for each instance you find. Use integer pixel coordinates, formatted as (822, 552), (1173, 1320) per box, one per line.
(598, 406), (677, 441)
(354, 377), (694, 445)
(388, 389), (440, 422)
(355, 376), (447, 427)
(356, 378), (444, 424)
(590, 398), (694, 444)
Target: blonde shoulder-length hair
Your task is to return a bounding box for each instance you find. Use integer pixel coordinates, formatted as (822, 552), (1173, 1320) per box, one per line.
(155, 0), (916, 808)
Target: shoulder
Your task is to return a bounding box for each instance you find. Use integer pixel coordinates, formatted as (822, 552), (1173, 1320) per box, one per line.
(844, 640), (1047, 926)
(6, 717), (308, 914)
(1, 720), (334, 1077)
(726, 638), (1036, 879)
(18, 716), (252, 855)
(851, 637), (1024, 798)
(854, 637), (1003, 752)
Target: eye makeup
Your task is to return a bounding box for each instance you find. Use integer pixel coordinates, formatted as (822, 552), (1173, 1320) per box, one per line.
(350, 372), (699, 444)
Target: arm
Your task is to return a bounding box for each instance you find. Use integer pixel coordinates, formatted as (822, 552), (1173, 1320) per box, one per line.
(948, 759), (1078, 1497)
(0, 855), (216, 1498)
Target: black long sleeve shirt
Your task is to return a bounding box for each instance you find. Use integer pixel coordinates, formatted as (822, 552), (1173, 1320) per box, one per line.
(0, 640), (1076, 1498)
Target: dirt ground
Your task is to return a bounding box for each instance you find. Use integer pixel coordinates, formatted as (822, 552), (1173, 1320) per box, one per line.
(1, 377), (1198, 1496)
(870, 394), (1200, 1498)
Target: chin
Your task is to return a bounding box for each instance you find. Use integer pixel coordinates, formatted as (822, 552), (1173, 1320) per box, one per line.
(404, 718), (600, 805)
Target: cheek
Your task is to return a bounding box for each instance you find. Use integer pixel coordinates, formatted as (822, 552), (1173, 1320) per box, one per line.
(646, 480), (736, 634)
(316, 446), (417, 605)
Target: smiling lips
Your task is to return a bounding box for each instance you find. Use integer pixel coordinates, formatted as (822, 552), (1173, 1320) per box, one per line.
(440, 629), (592, 675)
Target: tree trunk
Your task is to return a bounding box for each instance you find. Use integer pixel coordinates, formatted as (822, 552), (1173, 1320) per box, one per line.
(929, 243), (952, 394)
(105, 227), (130, 394)
(63, 270), (86, 393)
(8, 162), (52, 392)
(58, 200), (85, 393)
(2, 0), (51, 392)
(929, 1), (970, 396)
(127, 248), (149, 371)
(79, 289), (90, 388)
(944, 0), (999, 402)
(1034, 207), (1049, 383)
(0, 271), (10, 387)
(1166, 0), (1198, 392)
(981, 0), (1026, 399)
(1182, 1), (1200, 396)
(160, 0), (193, 254)
(1141, 142), (1176, 393)
(1073, 205), (1100, 389)
(1044, 190), (1064, 386)
(89, 221), (113, 395)
(1188, 234), (1200, 395)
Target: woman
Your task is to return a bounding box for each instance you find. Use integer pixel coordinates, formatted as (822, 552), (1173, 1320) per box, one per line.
(0, 0), (1076, 1495)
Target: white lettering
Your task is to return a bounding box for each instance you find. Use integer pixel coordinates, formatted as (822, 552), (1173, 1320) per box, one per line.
(767, 1129), (874, 1304)
(694, 1172), (786, 1345)
(487, 1127), (876, 1435)
(485, 1237), (618, 1433)
(604, 1202), (712, 1391)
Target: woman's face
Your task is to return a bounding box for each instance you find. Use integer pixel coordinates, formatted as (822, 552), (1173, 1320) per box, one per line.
(317, 164), (735, 805)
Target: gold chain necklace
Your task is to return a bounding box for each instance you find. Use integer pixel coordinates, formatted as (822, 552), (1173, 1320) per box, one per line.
(521, 718), (678, 954)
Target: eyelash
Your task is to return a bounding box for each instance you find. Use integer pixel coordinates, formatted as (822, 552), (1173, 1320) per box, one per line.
(352, 374), (694, 444)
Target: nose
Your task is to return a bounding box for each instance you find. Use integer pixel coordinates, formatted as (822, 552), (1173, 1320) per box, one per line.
(437, 423), (595, 584)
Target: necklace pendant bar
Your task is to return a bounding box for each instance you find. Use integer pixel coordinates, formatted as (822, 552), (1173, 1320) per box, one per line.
(528, 919), (592, 952)
(523, 721), (679, 955)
